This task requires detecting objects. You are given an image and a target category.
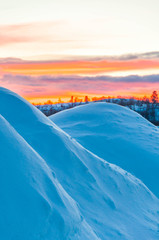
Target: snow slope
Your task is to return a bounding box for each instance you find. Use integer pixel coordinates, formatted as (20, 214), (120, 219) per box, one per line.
(0, 88), (159, 239)
(0, 114), (97, 240)
(50, 102), (159, 198)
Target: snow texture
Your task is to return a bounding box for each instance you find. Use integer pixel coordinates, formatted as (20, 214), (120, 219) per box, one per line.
(0, 88), (159, 239)
(50, 102), (159, 198)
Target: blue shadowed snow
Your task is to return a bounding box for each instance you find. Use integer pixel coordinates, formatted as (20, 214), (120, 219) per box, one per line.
(50, 102), (159, 198)
(0, 88), (159, 239)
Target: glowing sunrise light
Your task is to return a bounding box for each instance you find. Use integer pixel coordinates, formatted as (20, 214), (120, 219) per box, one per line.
(1, 59), (159, 76)
(0, 0), (159, 101)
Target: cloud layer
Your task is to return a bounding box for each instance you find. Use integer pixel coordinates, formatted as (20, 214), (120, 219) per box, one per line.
(1, 73), (159, 99)
(1, 56), (159, 101)
(1, 57), (159, 76)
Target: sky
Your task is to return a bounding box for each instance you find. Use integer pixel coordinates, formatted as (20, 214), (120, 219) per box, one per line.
(0, 0), (159, 103)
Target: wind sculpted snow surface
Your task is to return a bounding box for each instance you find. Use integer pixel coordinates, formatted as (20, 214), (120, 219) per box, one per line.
(0, 88), (159, 239)
(50, 102), (159, 198)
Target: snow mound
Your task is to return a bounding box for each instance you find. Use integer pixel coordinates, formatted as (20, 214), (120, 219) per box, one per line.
(0, 88), (159, 239)
(50, 102), (159, 198)
(0, 114), (97, 240)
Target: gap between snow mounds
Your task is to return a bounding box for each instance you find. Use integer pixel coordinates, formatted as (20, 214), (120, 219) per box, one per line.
(0, 113), (98, 240)
(0, 88), (159, 239)
(50, 102), (159, 199)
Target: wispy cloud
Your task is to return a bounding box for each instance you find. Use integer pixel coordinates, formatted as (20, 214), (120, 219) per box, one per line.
(1, 73), (159, 85)
(1, 57), (159, 76)
(1, 73), (159, 98)
(0, 21), (68, 46)
(91, 52), (159, 61)
(1, 55), (159, 99)
(2, 51), (159, 63)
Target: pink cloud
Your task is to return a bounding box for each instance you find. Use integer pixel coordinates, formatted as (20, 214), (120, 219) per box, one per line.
(0, 73), (159, 98)
(0, 21), (69, 46)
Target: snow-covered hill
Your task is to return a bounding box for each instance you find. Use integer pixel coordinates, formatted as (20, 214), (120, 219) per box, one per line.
(0, 88), (159, 239)
(50, 102), (159, 198)
(0, 114), (94, 240)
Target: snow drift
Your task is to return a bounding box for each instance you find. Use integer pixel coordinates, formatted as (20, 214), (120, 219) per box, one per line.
(0, 88), (159, 239)
(50, 102), (159, 198)
(0, 114), (96, 240)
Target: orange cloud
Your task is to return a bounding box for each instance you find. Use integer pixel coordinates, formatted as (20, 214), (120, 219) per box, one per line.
(1, 59), (159, 76)
(1, 57), (159, 103)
